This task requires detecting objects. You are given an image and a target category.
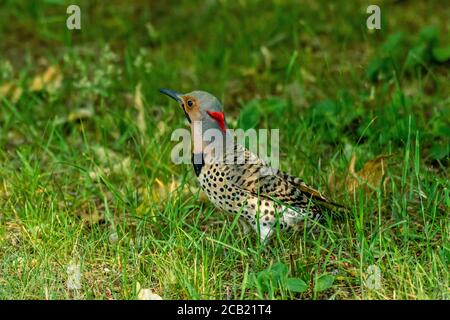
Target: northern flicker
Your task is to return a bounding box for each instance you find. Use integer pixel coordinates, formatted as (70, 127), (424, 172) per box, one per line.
(160, 89), (344, 241)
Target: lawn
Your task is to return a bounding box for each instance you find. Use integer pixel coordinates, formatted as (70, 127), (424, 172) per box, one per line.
(0, 0), (449, 299)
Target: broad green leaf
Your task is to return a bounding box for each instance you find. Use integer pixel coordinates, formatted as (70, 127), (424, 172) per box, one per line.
(381, 32), (406, 57)
(432, 46), (450, 63)
(418, 26), (439, 46)
(286, 278), (308, 293)
(265, 97), (287, 113)
(430, 143), (449, 160)
(314, 274), (335, 292)
(365, 58), (390, 81)
(238, 100), (260, 130)
(405, 44), (429, 69)
(256, 270), (271, 292)
(313, 99), (338, 116)
(270, 262), (289, 282)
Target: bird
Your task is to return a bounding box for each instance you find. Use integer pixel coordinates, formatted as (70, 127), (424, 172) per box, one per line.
(160, 89), (344, 242)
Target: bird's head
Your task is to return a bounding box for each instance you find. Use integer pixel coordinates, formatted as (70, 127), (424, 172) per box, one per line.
(159, 89), (227, 133)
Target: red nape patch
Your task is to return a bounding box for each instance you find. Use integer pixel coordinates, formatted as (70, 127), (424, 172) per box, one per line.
(206, 110), (226, 132)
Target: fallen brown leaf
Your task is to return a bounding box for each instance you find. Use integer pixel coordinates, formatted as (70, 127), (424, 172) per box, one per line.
(111, 157), (131, 176)
(68, 108), (94, 122)
(0, 81), (23, 103)
(300, 67), (317, 83)
(136, 282), (162, 300)
(260, 46), (272, 71)
(29, 65), (62, 92)
(105, 287), (114, 300)
(0, 82), (14, 96)
(7, 130), (25, 145)
(88, 146), (132, 180)
(79, 202), (105, 225)
(286, 81), (308, 109)
(346, 153), (391, 194)
(134, 83), (147, 135)
(136, 177), (201, 215)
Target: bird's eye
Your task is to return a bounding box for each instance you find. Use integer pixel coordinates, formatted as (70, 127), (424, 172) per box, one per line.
(187, 100), (194, 107)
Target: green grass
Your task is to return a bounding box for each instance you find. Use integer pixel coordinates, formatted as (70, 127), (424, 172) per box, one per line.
(0, 0), (449, 299)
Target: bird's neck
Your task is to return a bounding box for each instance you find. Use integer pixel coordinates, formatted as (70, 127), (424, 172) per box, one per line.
(190, 120), (233, 162)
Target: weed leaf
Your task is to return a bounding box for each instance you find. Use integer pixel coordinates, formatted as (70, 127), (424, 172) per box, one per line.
(286, 278), (308, 293)
(314, 274), (334, 292)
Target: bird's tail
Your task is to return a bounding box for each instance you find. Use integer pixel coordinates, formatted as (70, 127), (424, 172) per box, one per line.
(315, 198), (349, 220)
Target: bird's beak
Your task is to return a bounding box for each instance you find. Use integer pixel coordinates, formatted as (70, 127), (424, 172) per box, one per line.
(159, 88), (192, 123)
(159, 88), (182, 103)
